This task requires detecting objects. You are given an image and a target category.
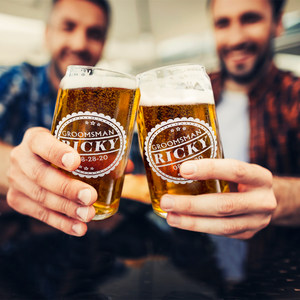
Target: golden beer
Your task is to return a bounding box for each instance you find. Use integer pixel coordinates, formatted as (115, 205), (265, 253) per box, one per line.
(51, 66), (140, 220)
(137, 64), (229, 218)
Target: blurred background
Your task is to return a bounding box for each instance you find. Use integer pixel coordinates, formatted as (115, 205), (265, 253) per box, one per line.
(0, 0), (299, 76)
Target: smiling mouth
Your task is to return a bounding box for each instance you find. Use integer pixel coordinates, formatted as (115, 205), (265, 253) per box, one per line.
(222, 42), (257, 63)
(64, 57), (91, 66)
(227, 50), (254, 63)
(61, 51), (92, 66)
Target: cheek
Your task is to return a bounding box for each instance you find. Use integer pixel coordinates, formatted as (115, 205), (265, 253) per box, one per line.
(214, 31), (229, 52)
(245, 24), (272, 48)
(90, 42), (104, 58)
(48, 34), (67, 55)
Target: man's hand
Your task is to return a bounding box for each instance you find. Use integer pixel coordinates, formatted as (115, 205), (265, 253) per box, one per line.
(160, 159), (277, 239)
(7, 127), (98, 236)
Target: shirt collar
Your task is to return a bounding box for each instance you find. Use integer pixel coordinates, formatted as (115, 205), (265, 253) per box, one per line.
(210, 63), (280, 104)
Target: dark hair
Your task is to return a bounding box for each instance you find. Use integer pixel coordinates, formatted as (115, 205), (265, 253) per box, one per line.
(271, 0), (286, 20)
(52, 0), (111, 26)
(207, 0), (286, 20)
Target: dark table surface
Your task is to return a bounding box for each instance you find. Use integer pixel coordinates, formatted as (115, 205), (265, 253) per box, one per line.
(1, 196), (300, 300)
(1, 135), (300, 300)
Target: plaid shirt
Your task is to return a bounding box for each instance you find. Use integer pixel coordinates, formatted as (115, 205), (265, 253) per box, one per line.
(210, 64), (300, 176)
(0, 63), (57, 146)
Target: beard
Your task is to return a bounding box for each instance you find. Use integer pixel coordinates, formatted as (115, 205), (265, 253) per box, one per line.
(51, 48), (95, 81)
(219, 38), (274, 84)
(52, 59), (65, 82)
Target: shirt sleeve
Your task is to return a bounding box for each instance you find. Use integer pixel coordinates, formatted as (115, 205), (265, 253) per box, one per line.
(0, 64), (30, 144)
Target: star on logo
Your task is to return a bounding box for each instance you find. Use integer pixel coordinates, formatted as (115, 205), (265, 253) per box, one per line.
(97, 123), (101, 126)
(171, 129), (174, 133)
(79, 165), (82, 168)
(84, 167), (88, 170)
(90, 167), (94, 170)
(91, 121), (95, 125)
(176, 127), (181, 131)
(182, 127), (186, 131)
(85, 121), (89, 125)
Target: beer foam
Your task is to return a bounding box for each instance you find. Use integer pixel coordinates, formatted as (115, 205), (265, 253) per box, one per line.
(139, 86), (215, 106)
(61, 75), (137, 90)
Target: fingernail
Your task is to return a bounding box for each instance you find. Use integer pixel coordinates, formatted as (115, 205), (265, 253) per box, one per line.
(76, 206), (89, 222)
(180, 161), (197, 176)
(62, 152), (75, 169)
(72, 223), (82, 235)
(160, 195), (174, 211)
(168, 214), (181, 225)
(78, 189), (91, 205)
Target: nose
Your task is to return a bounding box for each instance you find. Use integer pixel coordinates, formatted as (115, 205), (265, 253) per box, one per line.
(226, 22), (248, 49)
(68, 28), (89, 52)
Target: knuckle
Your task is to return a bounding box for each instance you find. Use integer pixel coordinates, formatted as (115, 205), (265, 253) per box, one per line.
(60, 198), (71, 215)
(260, 215), (272, 229)
(208, 159), (217, 177)
(185, 217), (198, 232)
(6, 189), (18, 208)
(264, 169), (273, 187)
(37, 209), (50, 224)
(59, 179), (72, 198)
(6, 169), (14, 185)
(217, 195), (236, 215)
(233, 161), (247, 180)
(260, 192), (277, 213)
(183, 197), (194, 213)
(45, 143), (60, 163)
(221, 219), (243, 236)
(9, 147), (19, 164)
(265, 197), (277, 212)
(32, 186), (47, 205)
(24, 127), (39, 146)
(32, 162), (47, 183)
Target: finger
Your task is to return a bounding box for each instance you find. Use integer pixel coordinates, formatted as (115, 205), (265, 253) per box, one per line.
(8, 169), (95, 222)
(180, 159), (273, 187)
(11, 149), (97, 205)
(7, 189), (88, 236)
(23, 127), (81, 171)
(166, 212), (271, 239)
(160, 191), (276, 216)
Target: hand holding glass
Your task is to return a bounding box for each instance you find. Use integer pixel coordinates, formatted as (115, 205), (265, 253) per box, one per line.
(136, 64), (230, 218)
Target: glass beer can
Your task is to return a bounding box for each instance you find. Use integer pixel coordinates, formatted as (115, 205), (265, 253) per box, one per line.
(51, 66), (140, 220)
(136, 64), (229, 218)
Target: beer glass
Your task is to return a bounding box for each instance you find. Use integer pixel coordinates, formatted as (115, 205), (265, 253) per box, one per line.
(51, 66), (140, 220)
(136, 64), (229, 218)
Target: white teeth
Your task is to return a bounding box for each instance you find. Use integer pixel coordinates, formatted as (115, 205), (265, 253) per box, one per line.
(228, 51), (251, 60)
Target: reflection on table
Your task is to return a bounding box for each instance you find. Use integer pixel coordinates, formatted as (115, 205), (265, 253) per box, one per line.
(1, 199), (300, 300)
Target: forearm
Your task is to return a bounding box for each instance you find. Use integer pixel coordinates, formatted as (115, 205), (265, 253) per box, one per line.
(271, 176), (300, 226)
(0, 141), (13, 195)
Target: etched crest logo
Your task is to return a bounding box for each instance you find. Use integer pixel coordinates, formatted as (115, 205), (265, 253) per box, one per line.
(54, 111), (126, 178)
(145, 117), (217, 184)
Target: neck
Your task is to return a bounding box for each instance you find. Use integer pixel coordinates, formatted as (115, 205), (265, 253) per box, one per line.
(223, 60), (273, 94)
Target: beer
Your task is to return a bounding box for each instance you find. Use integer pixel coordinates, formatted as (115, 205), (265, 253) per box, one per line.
(137, 64), (229, 218)
(51, 66), (140, 220)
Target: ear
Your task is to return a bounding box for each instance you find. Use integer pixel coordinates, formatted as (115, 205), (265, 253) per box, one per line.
(274, 12), (284, 37)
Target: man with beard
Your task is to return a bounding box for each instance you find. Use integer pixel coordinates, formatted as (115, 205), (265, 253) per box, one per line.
(0, 0), (113, 236)
(160, 0), (300, 240)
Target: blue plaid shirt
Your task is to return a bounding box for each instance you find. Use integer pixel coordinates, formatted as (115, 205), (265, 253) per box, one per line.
(0, 63), (57, 146)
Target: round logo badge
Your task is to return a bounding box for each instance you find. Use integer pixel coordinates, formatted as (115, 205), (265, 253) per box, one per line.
(54, 111), (126, 178)
(145, 117), (217, 184)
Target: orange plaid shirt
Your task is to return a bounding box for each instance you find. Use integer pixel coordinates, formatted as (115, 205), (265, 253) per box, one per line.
(210, 64), (300, 176)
